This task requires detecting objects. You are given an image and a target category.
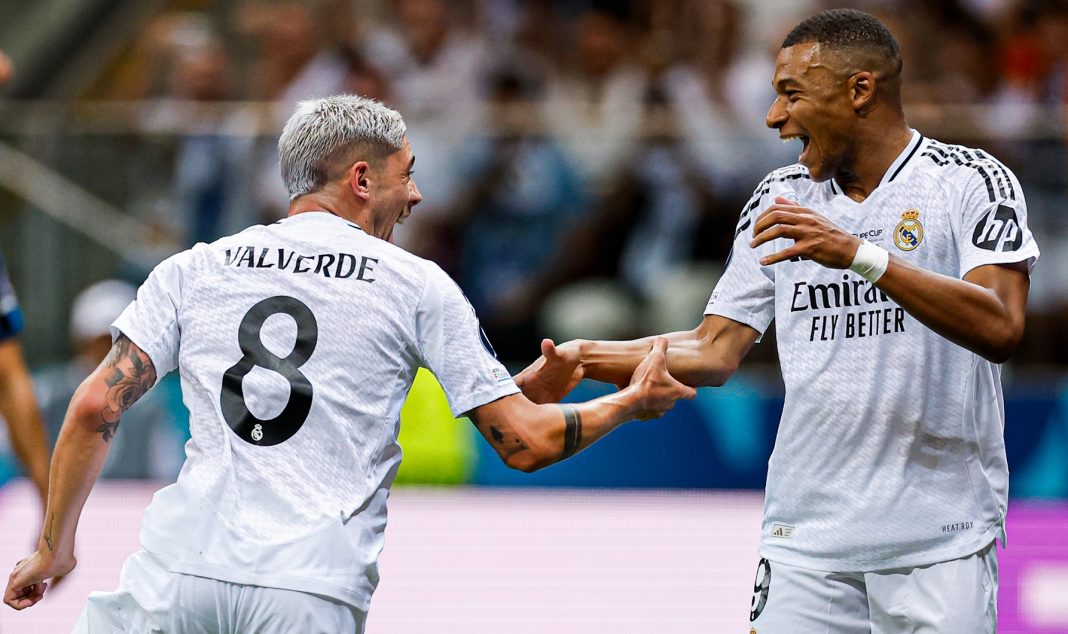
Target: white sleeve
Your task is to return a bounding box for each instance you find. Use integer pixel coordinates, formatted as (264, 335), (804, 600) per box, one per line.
(110, 250), (194, 384)
(415, 263), (520, 417)
(704, 189), (777, 335)
(958, 163), (1039, 276)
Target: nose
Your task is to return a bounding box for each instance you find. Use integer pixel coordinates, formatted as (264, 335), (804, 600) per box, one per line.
(409, 179), (422, 206)
(766, 95), (787, 130)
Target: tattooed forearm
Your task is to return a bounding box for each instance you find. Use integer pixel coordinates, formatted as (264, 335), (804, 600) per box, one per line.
(560, 405), (582, 458)
(470, 409), (531, 461)
(43, 513), (54, 552)
(96, 335), (156, 443)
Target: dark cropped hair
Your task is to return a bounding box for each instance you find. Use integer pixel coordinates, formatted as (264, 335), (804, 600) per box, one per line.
(782, 9), (902, 76)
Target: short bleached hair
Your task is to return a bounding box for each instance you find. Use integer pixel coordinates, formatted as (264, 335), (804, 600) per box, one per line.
(278, 95), (407, 200)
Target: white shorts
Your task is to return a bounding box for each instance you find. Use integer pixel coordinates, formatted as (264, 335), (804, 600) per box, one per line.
(748, 542), (998, 633)
(72, 549), (367, 633)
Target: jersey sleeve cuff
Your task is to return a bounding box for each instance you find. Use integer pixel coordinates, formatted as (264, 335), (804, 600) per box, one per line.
(110, 316), (169, 388)
(449, 382), (521, 419)
(704, 305), (773, 341)
(960, 247), (1039, 278)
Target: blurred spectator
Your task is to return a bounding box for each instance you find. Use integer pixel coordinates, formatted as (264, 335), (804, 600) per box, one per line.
(661, 0), (796, 195)
(157, 37), (257, 245)
(238, 2), (337, 101)
(446, 65), (588, 359)
(238, 1), (360, 223)
(124, 13), (258, 249)
(95, 11), (235, 101)
(543, 5), (647, 188)
(516, 77), (728, 348)
(33, 281), (187, 480)
(892, 5), (1008, 140)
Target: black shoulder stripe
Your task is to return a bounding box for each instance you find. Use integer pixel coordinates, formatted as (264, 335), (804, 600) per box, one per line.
(925, 141), (1016, 203)
(922, 147), (998, 203)
(975, 149), (1016, 201)
(748, 166), (808, 199)
(736, 215), (752, 236)
(736, 171), (810, 236)
(957, 147), (1009, 200)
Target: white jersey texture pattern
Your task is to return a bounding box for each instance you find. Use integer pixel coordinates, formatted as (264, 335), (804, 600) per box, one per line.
(705, 131), (1039, 571)
(112, 212), (519, 609)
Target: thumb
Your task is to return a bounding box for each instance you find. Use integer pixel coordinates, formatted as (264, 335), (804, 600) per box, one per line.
(774, 195), (798, 206)
(540, 338), (558, 359)
(649, 337), (669, 362)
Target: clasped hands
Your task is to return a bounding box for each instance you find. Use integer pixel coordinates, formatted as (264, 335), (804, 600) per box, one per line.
(516, 338), (695, 420)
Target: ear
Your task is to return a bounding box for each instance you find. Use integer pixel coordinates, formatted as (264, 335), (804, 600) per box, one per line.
(849, 71), (876, 112)
(348, 161), (371, 200)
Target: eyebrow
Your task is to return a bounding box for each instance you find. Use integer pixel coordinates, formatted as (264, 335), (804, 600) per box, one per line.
(774, 77), (801, 91)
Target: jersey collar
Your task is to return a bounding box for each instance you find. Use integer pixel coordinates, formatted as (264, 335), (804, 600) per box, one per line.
(828, 129), (924, 197)
(282, 210), (365, 233)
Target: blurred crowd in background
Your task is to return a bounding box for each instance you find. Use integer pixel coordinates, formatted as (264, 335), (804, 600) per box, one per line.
(3, 0), (1068, 479)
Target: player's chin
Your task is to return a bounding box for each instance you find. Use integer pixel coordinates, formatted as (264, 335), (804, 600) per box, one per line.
(804, 161), (832, 183)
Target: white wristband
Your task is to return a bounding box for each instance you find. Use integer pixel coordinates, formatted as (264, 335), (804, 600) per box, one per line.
(849, 240), (889, 283)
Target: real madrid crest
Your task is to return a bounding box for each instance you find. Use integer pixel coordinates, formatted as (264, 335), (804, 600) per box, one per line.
(894, 208), (924, 251)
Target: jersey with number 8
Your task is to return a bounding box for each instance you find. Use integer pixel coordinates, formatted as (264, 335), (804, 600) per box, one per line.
(112, 212), (518, 610)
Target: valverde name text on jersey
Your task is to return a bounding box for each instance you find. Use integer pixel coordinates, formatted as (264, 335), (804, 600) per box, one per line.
(223, 247), (379, 282)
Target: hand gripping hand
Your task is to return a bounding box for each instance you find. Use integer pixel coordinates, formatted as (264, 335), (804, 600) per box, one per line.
(627, 337), (697, 420)
(514, 339), (585, 404)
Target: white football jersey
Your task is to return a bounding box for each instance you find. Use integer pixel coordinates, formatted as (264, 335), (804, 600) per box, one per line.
(113, 212), (519, 609)
(706, 131), (1039, 571)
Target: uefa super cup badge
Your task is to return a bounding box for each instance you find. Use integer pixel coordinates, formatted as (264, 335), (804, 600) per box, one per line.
(894, 209), (924, 251)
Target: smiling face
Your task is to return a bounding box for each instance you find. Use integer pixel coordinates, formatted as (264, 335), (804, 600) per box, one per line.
(367, 137), (422, 242)
(766, 41), (859, 183)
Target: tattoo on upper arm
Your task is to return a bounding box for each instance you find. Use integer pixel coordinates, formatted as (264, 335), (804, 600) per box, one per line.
(97, 335), (156, 443)
(560, 405), (582, 458)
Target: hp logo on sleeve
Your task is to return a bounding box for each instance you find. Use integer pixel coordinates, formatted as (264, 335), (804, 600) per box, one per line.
(972, 205), (1023, 252)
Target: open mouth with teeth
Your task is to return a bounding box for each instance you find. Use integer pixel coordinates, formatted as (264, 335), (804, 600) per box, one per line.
(782, 134), (811, 163)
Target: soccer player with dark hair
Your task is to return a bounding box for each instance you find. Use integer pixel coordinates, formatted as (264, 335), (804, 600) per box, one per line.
(520, 8), (1036, 631)
(3, 95), (695, 631)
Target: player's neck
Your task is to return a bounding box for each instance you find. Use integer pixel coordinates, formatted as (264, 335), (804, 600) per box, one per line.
(288, 195), (358, 224)
(835, 123), (913, 202)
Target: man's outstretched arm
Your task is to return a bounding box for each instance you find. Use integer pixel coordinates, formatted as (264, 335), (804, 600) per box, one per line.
(4, 334), (155, 610)
(515, 315), (760, 405)
(0, 339), (51, 505)
(474, 338), (697, 472)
